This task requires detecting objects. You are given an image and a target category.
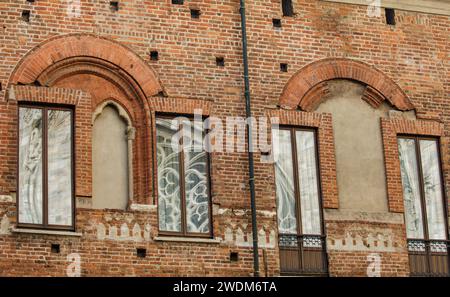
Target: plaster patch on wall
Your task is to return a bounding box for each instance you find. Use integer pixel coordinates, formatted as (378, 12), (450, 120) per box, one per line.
(93, 219), (151, 242)
(223, 224), (276, 249)
(129, 204), (156, 212)
(0, 214), (11, 235)
(0, 195), (13, 203)
(327, 229), (402, 252)
(144, 223), (151, 241)
(217, 208), (276, 218)
(96, 223), (106, 240)
(324, 209), (404, 224)
(76, 196), (92, 208)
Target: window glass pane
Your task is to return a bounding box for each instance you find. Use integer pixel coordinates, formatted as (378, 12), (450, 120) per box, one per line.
(156, 118), (182, 232)
(183, 120), (210, 233)
(398, 138), (424, 239)
(296, 131), (321, 235)
(18, 107), (43, 225)
(273, 129), (297, 234)
(419, 140), (446, 240)
(47, 110), (73, 226)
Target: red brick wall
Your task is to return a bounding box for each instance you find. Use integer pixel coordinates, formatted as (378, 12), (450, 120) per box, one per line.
(0, 0), (448, 276)
(381, 118), (446, 213)
(268, 109), (339, 209)
(326, 219), (410, 277)
(11, 86), (93, 197)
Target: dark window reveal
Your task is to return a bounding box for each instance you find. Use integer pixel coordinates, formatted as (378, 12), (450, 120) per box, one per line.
(282, 0), (294, 17)
(385, 8), (396, 25)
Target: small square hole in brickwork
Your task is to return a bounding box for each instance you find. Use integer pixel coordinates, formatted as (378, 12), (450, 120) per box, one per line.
(172, 0), (184, 5)
(26, 0), (35, 3)
(0, 82), (2, 92)
(280, 63), (288, 72)
(137, 248), (147, 258)
(21, 10), (30, 22)
(272, 18), (281, 28)
(190, 9), (201, 19)
(385, 8), (396, 25)
(230, 252), (239, 262)
(216, 57), (225, 67)
(51, 244), (60, 254)
(150, 51), (159, 61)
(110, 1), (119, 12)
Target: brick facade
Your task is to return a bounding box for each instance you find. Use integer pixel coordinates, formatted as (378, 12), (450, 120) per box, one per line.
(0, 0), (449, 277)
(381, 118), (446, 213)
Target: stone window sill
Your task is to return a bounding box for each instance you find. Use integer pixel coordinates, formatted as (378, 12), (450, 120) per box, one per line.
(153, 236), (221, 244)
(12, 228), (82, 237)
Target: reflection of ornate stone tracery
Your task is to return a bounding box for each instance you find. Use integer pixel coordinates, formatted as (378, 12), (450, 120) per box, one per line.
(156, 118), (210, 234)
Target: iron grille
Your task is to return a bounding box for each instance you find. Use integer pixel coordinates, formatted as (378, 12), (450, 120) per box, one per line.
(279, 234), (328, 276)
(407, 239), (449, 277)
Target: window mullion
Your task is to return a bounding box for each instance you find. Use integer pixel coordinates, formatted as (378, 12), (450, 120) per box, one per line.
(43, 107), (49, 228)
(291, 128), (303, 236)
(178, 119), (188, 236)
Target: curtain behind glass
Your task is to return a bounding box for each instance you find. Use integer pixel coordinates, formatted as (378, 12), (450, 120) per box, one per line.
(398, 138), (424, 239)
(296, 131), (321, 235)
(419, 140), (446, 240)
(272, 129), (297, 234)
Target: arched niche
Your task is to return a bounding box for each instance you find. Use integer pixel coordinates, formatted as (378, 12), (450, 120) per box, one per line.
(92, 100), (135, 210)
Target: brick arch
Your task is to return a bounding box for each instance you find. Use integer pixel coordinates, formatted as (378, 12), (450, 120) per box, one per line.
(280, 58), (414, 111)
(7, 34), (164, 204)
(8, 33), (164, 97)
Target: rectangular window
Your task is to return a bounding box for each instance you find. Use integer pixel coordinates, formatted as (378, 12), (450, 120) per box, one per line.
(272, 127), (327, 275)
(398, 136), (449, 276)
(156, 116), (212, 237)
(18, 105), (74, 230)
(273, 127), (322, 236)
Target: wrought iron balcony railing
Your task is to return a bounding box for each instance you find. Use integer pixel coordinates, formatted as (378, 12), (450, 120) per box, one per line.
(279, 234), (328, 276)
(407, 239), (449, 277)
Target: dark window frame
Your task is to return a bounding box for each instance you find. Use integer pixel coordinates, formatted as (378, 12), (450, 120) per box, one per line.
(274, 126), (326, 236)
(281, 0), (294, 17)
(155, 113), (213, 238)
(273, 126), (328, 276)
(16, 103), (76, 231)
(398, 135), (450, 276)
(398, 135), (449, 242)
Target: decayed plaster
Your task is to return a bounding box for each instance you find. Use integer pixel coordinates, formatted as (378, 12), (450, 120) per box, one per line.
(316, 80), (415, 213)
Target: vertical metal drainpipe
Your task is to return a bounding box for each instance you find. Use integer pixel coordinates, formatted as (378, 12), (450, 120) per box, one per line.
(239, 0), (260, 277)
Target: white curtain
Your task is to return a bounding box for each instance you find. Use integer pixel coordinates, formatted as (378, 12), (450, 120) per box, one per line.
(419, 140), (446, 240)
(272, 129), (297, 234)
(398, 138), (424, 239)
(296, 131), (321, 235)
